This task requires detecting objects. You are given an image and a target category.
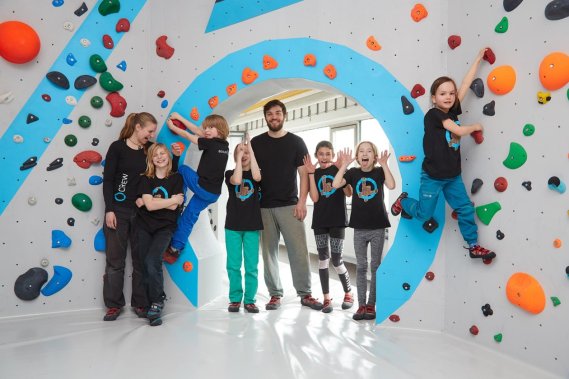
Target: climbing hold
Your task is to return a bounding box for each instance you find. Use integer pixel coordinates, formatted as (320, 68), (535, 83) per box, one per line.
(551, 296), (561, 306)
(487, 66), (516, 95)
(495, 16), (509, 33)
(64, 22), (74, 32)
(92, 217), (101, 226)
(399, 155), (416, 162)
(389, 314), (400, 322)
(74, 2), (88, 16)
(102, 34), (114, 49)
(78, 115), (92, 128)
(471, 130), (484, 144)
(504, 0), (524, 12)
(410, 3), (428, 22)
(422, 217), (438, 233)
(98, 0), (120, 16)
(425, 271), (435, 281)
(366, 36), (382, 51)
(402, 283), (411, 291)
(74, 150), (102, 169)
(116, 60), (127, 71)
(157, 90), (166, 98)
(52, 230), (72, 248)
(94, 228), (106, 252)
(506, 272), (546, 314)
(20, 156), (37, 170)
(545, 0), (569, 20)
(42, 94), (51, 102)
(28, 196), (37, 206)
(52, 0), (64, 6)
(74, 75), (97, 90)
(481, 303), (494, 317)
(72, 193), (93, 212)
(66, 53), (77, 66)
(522, 123), (535, 136)
(46, 158), (63, 171)
(548, 176), (566, 194)
(323, 64), (337, 80)
(55, 198), (63, 205)
(13, 135), (23, 143)
(43, 137), (51, 143)
(538, 52), (569, 91)
(26, 113), (39, 124)
(522, 181), (532, 191)
(65, 96), (77, 106)
(503, 142), (527, 169)
(190, 107), (200, 121)
(156, 35), (175, 59)
(242, 67), (259, 85)
(14, 268), (48, 300)
(92, 138), (99, 146)
(553, 238), (562, 248)
(67, 176), (76, 185)
(0, 21), (41, 64)
(475, 202), (502, 225)
(67, 217), (75, 227)
(41, 266), (72, 296)
(105, 119), (112, 126)
(160, 99), (168, 109)
(90, 95), (103, 109)
(537, 91), (552, 104)
(46, 71), (70, 89)
(401, 96), (414, 115)
(89, 175), (103, 185)
(410, 84), (425, 98)
(62, 118), (72, 124)
(496, 230), (505, 240)
(182, 261), (193, 272)
(566, 266), (569, 277)
(208, 96), (219, 109)
(171, 141), (186, 155)
(483, 48), (496, 64)
(483, 100), (495, 116)
(79, 39), (91, 48)
(304, 54), (317, 66)
(0, 91), (14, 104)
(262, 54), (278, 70)
(171, 119), (186, 131)
(64, 134), (77, 147)
(116, 18), (130, 32)
(106, 92), (127, 117)
(494, 177), (508, 192)
(447, 35), (461, 50)
(99, 72), (123, 92)
(40, 258), (49, 268)
(470, 78), (485, 98)
(469, 325), (479, 335)
(471, 178), (483, 194)
(226, 84), (237, 96)
(494, 333), (503, 343)
(89, 54), (107, 73)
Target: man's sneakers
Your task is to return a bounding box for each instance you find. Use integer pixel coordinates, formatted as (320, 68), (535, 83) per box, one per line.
(301, 295), (323, 310)
(391, 192), (411, 219)
(244, 303), (260, 313)
(265, 296), (281, 310)
(147, 302), (163, 326)
(322, 298), (333, 313)
(103, 307), (122, 321)
(468, 244), (496, 260)
(341, 292), (354, 310)
(163, 245), (181, 264)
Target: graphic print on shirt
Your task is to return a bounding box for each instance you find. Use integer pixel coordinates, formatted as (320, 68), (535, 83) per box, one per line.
(114, 173), (129, 202)
(356, 177), (378, 202)
(446, 119), (461, 150)
(152, 185), (169, 199)
(235, 179), (254, 201)
(318, 175), (337, 198)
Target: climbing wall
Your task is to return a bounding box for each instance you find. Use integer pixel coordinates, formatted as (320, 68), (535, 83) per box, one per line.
(0, 0), (567, 376)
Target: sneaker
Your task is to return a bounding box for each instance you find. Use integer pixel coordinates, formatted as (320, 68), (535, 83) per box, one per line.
(133, 306), (148, 318)
(147, 302), (163, 326)
(352, 305), (366, 321)
(391, 192), (412, 219)
(341, 292), (354, 310)
(103, 307), (122, 321)
(228, 302), (241, 312)
(244, 303), (259, 313)
(322, 299), (333, 313)
(468, 245), (496, 259)
(364, 304), (376, 320)
(301, 295), (323, 310)
(163, 245), (181, 264)
(265, 296), (281, 310)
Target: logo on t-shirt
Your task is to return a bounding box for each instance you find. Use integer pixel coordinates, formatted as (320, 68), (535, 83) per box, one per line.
(152, 186), (169, 199)
(446, 119), (461, 150)
(235, 179), (254, 201)
(355, 177), (378, 202)
(318, 175), (337, 198)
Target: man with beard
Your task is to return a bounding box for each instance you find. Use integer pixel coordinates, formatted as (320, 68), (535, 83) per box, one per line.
(251, 99), (323, 311)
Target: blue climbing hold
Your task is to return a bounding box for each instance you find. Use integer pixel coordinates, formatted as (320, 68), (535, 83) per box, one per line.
(66, 53), (77, 66)
(94, 227), (106, 252)
(161, 99), (169, 109)
(41, 266), (72, 296)
(548, 176), (566, 194)
(62, 118), (73, 124)
(89, 175), (103, 185)
(116, 60), (127, 71)
(51, 230), (72, 248)
(52, 0), (64, 7)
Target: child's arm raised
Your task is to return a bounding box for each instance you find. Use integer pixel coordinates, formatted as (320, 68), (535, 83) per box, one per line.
(167, 112), (204, 145)
(457, 48), (486, 103)
(303, 154), (319, 203)
(246, 134), (262, 182)
(142, 193), (184, 211)
(377, 150), (396, 190)
(229, 144), (245, 185)
(332, 148), (353, 189)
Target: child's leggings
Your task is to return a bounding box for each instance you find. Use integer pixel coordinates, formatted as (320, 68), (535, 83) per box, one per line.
(354, 228), (385, 307)
(314, 227), (351, 295)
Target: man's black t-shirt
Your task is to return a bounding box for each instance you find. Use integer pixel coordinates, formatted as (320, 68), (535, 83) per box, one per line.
(344, 167), (391, 229)
(311, 165), (347, 229)
(224, 170), (263, 231)
(197, 137), (229, 194)
(251, 132), (308, 208)
(136, 173), (184, 233)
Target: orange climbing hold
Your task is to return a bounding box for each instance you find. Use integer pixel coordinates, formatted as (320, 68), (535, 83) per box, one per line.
(553, 239), (562, 248)
(226, 83), (237, 96)
(304, 54), (317, 67)
(263, 54), (278, 70)
(182, 261), (193, 272)
(323, 64), (337, 80)
(399, 155), (416, 162)
(487, 65), (516, 95)
(411, 3), (428, 22)
(538, 52), (569, 91)
(242, 67), (258, 85)
(506, 272), (546, 314)
(366, 36), (382, 51)
(208, 96), (218, 109)
(190, 107), (200, 121)
(0, 21), (41, 64)
(171, 141), (186, 154)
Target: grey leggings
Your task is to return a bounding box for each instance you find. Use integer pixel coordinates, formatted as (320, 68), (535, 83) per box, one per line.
(354, 229), (385, 307)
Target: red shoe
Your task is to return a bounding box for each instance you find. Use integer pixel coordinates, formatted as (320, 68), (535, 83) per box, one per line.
(364, 304), (376, 320)
(163, 245), (181, 264)
(301, 295), (323, 310)
(244, 303), (259, 313)
(468, 245), (496, 259)
(322, 299), (333, 313)
(228, 302), (241, 312)
(391, 192), (411, 219)
(341, 292), (354, 310)
(265, 296), (281, 310)
(352, 305), (366, 321)
(103, 307), (122, 321)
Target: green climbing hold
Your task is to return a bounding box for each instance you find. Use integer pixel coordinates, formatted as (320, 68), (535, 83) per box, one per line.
(551, 296), (561, 306)
(495, 16), (509, 33)
(503, 142), (527, 169)
(71, 193), (92, 212)
(91, 96), (104, 109)
(98, 0), (120, 16)
(99, 72), (123, 92)
(89, 54), (107, 73)
(493, 333), (503, 343)
(64, 134), (77, 147)
(78, 116), (92, 128)
(522, 123), (535, 137)
(475, 202), (502, 225)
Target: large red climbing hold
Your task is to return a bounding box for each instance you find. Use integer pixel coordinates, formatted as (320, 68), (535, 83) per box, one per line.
(471, 130), (484, 144)
(156, 35), (175, 59)
(448, 35), (461, 49)
(74, 150), (102, 169)
(106, 92), (127, 117)
(410, 84), (425, 98)
(115, 18), (130, 32)
(483, 48), (496, 64)
(171, 119), (186, 131)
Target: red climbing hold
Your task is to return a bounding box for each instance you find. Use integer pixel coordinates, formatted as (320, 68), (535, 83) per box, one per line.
(106, 92), (127, 117)
(242, 67), (258, 85)
(157, 90), (165, 98)
(171, 119), (186, 131)
(469, 325), (479, 335)
(483, 48), (496, 64)
(102, 34), (114, 49)
(399, 155), (416, 162)
(471, 130), (484, 144)
(208, 96), (219, 109)
(42, 94), (51, 102)
(494, 177), (508, 192)
(448, 35), (461, 49)
(156, 35), (174, 59)
(304, 54), (317, 67)
(226, 83), (237, 96)
(263, 55), (278, 70)
(425, 271), (435, 281)
(115, 18), (130, 32)
(389, 314), (400, 322)
(410, 84), (425, 98)
(73, 150), (102, 169)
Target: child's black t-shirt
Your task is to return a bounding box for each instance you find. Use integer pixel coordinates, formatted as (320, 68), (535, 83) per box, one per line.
(224, 170), (263, 231)
(197, 137), (229, 194)
(343, 167), (391, 229)
(136, 173), (184, 233)
(311, 165), (348, 229)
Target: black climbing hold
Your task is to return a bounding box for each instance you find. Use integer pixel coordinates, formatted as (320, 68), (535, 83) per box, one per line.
(470, 78), (485, 98)
(92, 138), (100, 146)
(481, 303), (494, 317)
(402, 282), (411, 291)
(545, 0), (569, 20)
(55, 198), (64, 205)
(401, 95), (414, 115)
(20, 156), (37, 170)
(471, 178), (483, 194)
(46, 71), (70, 89)
(74, 2), (88, 16)
(522, 181), (532, 191)
(67, 217), (75, 226)
(423, 217), (438, 233)
(26, 113), (39, 124)
(496, 230), (505, 240)
(566, 266), (569, 276)
(504, 0), (524, 12)
(483, 100), (496, 116)
(14, 268), (48, 301)
(47, 158), (63, 171)
(74, 75), (97, 90)
(548, 176), (561, 186)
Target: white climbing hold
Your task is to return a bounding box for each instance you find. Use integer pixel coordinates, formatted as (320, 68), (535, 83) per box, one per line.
(65, 95), (77, 105)
(67, 177), (76, 186)
(63, 21), (75, 31)
(13, 135), (23, 143)
(0, 91), (15, 104)
(40, 258), (50, 267)
(80, 38), (91, 47)
(28, 196), (37, 206)
(105, 119), (112, 127)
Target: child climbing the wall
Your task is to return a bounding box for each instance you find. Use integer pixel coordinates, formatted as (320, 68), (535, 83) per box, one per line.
(136, 143), (184, 326)
(163, 112), (230, 264)
(332, 142), (395, 321)
(390, 48), (496, 261)
(225, 135), (263, 313)
(302, 141), (354, 313)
